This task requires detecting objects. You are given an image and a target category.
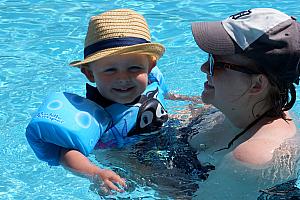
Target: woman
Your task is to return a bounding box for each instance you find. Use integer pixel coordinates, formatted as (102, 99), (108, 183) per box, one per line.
(188, 8), (300, 198)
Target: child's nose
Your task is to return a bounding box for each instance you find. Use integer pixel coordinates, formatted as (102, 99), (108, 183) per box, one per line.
(116, 72), (131, 83)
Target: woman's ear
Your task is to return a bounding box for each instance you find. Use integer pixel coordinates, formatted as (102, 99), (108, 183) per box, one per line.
(81, 66), (95, 82)
(249, 74), (269, 95)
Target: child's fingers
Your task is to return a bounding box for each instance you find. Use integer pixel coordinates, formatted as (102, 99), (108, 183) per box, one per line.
(108, 173), (126, 187)
(104, 180), (124, 192)
(115, 177), (126, 187)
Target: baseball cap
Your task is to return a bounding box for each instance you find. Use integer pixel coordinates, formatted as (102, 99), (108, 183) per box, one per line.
(192, 8), (300, 85)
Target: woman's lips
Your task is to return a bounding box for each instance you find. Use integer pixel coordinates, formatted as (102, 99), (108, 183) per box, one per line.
(204, 81), (214, 89)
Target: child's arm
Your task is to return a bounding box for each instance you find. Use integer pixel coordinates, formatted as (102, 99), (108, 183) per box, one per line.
(149, 67), (203, 104)
(166, 92), (203, 104)
(60, 149), (126, 192)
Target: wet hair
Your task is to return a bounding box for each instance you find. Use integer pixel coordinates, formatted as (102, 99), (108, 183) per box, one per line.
(239, 54), (297, 118)
(265, 75), (297, 118)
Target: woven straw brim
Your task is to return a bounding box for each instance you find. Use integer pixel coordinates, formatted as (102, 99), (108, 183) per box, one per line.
(69, 43), (165, 67)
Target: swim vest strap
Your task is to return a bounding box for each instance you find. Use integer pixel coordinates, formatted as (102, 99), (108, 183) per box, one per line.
(25, 92), (111, 166)
(148, 66), (168, 96)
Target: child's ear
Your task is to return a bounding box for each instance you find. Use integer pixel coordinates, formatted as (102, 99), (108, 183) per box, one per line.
(81, 66), (95, 82)
(249, 74), (268, 95)
(148, 56), (157, 73)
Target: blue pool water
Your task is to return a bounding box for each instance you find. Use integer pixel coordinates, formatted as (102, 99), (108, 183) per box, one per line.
(1, 0), (299, 199)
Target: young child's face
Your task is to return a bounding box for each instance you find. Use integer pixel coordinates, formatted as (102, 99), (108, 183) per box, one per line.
(85, 54), (152, 104)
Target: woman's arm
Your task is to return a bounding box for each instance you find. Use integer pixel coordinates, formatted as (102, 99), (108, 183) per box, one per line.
(60, 149), (126, 192)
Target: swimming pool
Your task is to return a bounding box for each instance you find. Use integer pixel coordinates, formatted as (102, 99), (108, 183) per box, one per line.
(1, 0), (299, 199)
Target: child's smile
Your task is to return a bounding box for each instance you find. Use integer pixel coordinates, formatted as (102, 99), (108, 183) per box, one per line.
(113, 86), (135, 93)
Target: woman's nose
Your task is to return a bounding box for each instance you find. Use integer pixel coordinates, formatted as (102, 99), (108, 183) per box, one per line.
(201, 61), (209, 74)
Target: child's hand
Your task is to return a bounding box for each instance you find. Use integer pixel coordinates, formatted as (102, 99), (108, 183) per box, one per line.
(60, 149), (126, 193)
(95, 168), (127, 193)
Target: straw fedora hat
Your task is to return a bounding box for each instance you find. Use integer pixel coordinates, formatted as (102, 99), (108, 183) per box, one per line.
(70, 9), (165, 67)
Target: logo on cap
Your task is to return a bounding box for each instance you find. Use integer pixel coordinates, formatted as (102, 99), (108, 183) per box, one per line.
(230, 10), (252, 20)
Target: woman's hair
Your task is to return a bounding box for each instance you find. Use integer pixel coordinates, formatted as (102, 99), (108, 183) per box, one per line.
(260, 70), (297, 119)
(240, 52), (298, 119)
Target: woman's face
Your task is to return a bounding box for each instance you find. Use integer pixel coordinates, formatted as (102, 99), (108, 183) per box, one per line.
(200, 54), (257, 112)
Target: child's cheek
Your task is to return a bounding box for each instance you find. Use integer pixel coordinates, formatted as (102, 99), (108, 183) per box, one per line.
(136, 73), (148, 86)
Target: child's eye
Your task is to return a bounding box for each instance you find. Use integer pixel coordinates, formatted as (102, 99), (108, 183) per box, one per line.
(128, 66), (144, 72)
(103, 68), (116, 74)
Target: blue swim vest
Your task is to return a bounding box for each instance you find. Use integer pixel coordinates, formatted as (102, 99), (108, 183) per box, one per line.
(26, 67), (168, 166)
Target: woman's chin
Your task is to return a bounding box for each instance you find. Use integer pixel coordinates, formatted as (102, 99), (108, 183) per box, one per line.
(201, 90), (214, 104)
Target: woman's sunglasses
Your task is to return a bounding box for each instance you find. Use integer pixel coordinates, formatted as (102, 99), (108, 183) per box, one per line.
(208, 54), (259, 77)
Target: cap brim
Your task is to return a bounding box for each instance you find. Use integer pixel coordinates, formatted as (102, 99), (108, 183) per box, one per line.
(192, 21), (240, 55)
(69, 43), (165, 67)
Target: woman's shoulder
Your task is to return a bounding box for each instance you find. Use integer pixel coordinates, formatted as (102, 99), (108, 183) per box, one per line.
(233, 138), (279, 166)
(233, 115), (297, 166)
